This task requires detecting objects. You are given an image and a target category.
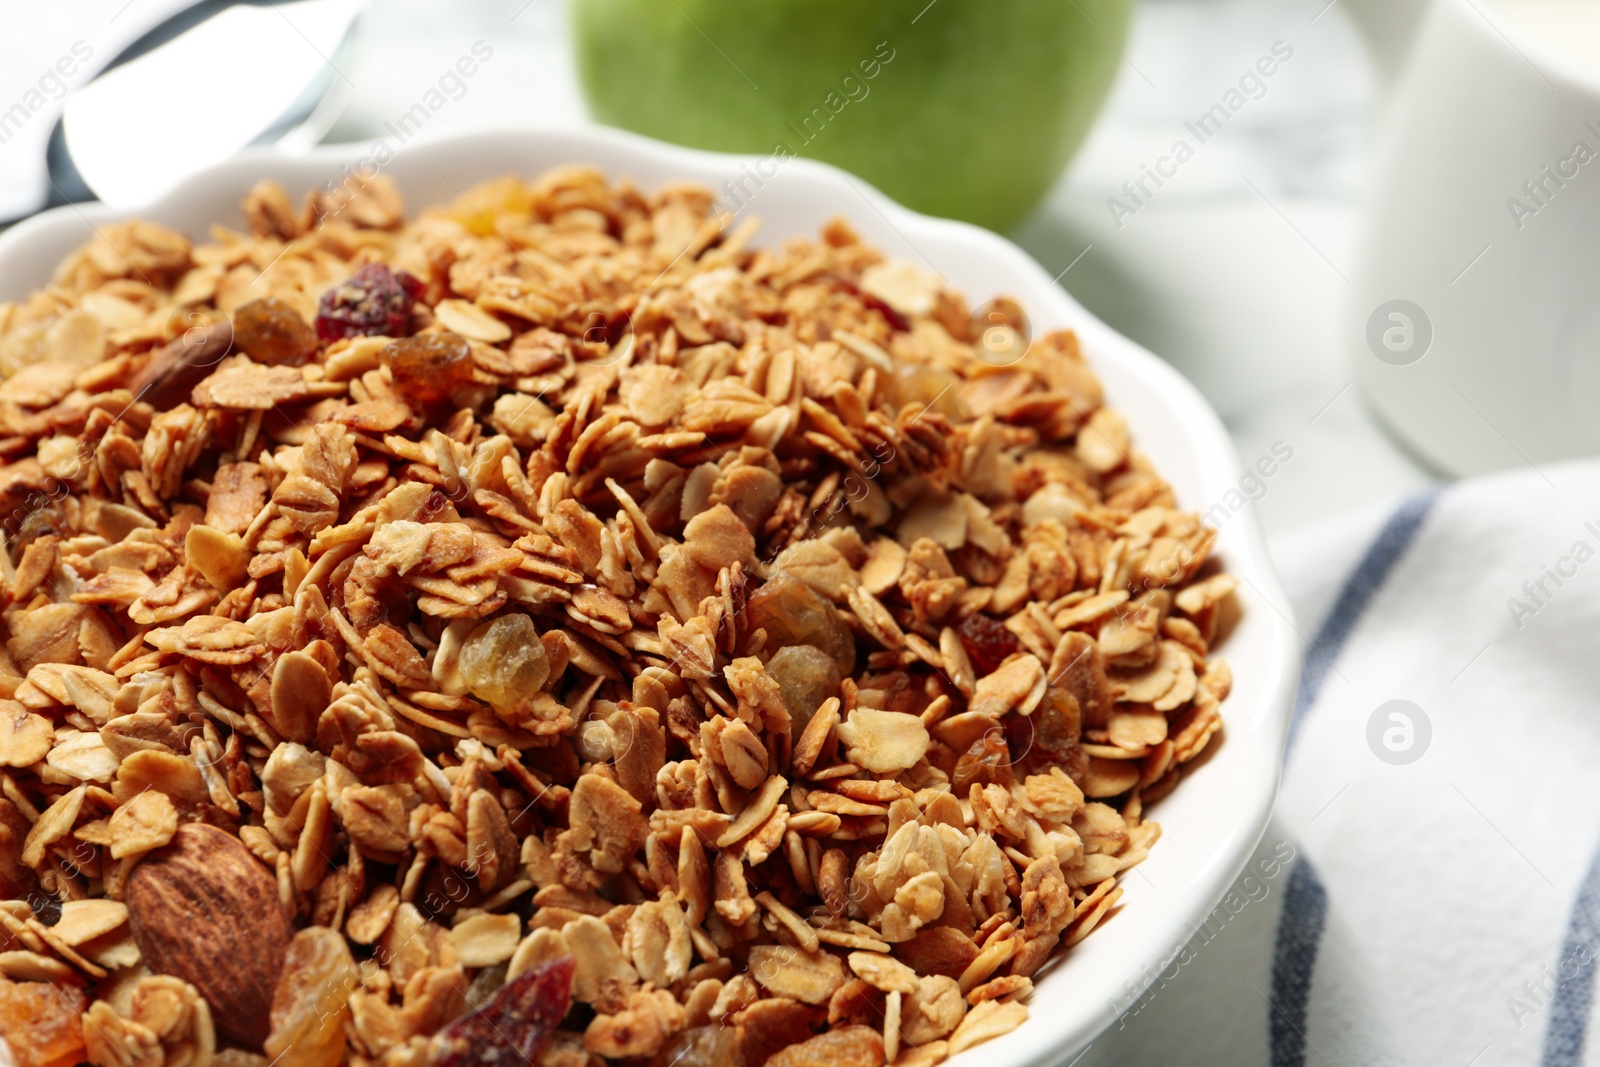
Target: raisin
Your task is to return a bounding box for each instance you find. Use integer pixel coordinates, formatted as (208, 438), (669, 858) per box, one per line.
(379, 332), (475, 407)
(29, 893), (59, 926)
(952, 727), (1014, 794)
(857, 669), (921, 715)
(430, 956), (575, 1067)
(315, 263), (422, 341)
(1030, 686), (1084, 768)
(1003, 709), (1035, 763)
(651, 1025), (737, 1067)
(956, 612), (1020, 676)
(232, 297), (318, 365)
(15, 501), (66, 548)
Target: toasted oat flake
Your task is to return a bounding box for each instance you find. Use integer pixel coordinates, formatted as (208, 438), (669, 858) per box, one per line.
(946, 998), (1028, 1054)
(0, 167), (1234, 1067)
(835, 707), (929, 774)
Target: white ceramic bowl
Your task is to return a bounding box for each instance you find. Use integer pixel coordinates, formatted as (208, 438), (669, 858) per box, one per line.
(0, 126), (1299, 1065)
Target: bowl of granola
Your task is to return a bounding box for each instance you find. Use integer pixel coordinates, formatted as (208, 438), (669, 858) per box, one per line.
(0, 127), (1298, 1067)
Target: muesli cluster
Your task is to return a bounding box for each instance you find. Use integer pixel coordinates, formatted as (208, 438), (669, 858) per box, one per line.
(0, 167), (1235, 1067)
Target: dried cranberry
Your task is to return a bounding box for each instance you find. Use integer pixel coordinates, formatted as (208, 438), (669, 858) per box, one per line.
(430, 956), (575, 1067)
(233, 297), (318, 365)
(956, 613), (1020, 676)
(315, 263), (423, 341)
(379, 332), (475, 407)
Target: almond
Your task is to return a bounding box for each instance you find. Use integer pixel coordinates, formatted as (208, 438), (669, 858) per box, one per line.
(126, 821), (292, 1044)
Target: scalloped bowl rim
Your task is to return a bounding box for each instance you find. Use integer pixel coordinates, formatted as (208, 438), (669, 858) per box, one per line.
(0, 125), (1299, 1066)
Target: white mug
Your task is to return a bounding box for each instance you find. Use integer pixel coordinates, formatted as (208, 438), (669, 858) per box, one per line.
(1349, 0), (1600, 475)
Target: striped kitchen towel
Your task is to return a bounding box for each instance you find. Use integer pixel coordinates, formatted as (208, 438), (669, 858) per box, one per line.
(1076, 458), (1600, 1067)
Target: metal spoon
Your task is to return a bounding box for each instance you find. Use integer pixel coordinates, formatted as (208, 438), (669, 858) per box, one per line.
(60, 0), (366, 211)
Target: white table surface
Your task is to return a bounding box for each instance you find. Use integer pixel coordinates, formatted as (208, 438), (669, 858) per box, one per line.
(10, 0), (1440, 548)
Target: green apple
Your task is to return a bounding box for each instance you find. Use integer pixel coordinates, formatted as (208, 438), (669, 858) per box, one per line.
(569, 0), (1133, 231)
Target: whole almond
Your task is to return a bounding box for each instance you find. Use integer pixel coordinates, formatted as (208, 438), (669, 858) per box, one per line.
(126, 821), (292, 1044)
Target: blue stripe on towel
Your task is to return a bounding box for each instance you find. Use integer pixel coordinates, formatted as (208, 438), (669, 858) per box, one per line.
(1269, 856), (1329, 1067)
(1285, 488), (1441, 756)
(1265, 490), (1439, 1065)
(1540, 843), (1600, 1066)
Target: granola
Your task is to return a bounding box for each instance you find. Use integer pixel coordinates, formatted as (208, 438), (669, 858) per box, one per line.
(0, 166), (1234, 1067)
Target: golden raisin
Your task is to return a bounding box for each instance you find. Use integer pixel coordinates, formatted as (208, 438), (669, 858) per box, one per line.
(952, 728), (1015, 793)
(380, 332), (475, 408)
(650, 1025), (737, 1067)
(232, 297), (318, 365)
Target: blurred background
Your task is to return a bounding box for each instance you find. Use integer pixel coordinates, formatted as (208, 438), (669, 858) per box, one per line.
(3, 0), (1430, 546)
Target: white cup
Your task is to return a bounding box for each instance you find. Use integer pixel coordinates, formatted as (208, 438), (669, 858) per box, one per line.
(1350, 0), (1600, 475)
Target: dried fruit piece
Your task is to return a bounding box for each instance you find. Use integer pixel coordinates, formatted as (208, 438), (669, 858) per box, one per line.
(232, 297), (318, 365)
(380, 331), (476, 408)
(315, 263), (421, 341)
(0, 978), (86, 1067)
(650, 1024), (736, 1067)
(264, 927), (359, 1067)
(430, 956), (575, 1067)
(457, 613), (551, 719)
(747, 574), (856, 676)
(765, 1024), (883, 1067)
(952, 729), (1014, 794)
(956, 613), (1021, 677)
(765, 644), (841, 736)
(126, 822), (292, 1045)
